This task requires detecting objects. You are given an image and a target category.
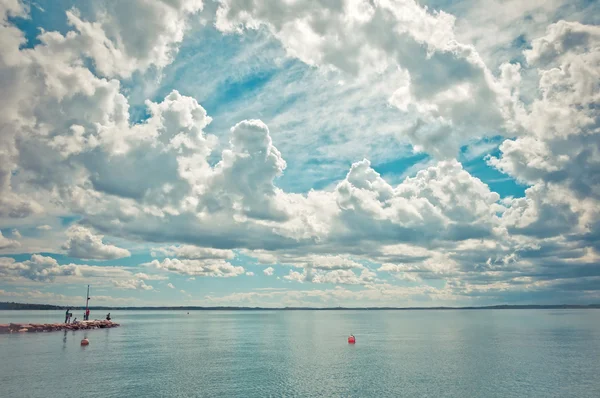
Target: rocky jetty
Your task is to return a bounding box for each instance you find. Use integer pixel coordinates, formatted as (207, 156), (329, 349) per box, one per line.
(0, 320), (120, 334)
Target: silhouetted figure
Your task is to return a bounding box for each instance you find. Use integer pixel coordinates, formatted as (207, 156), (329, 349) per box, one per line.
(65, 308), (71, 323)
(106, 313), (111, 321)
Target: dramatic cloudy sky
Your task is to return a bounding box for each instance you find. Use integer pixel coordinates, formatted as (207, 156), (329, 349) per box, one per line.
(0, 0), (598, 307)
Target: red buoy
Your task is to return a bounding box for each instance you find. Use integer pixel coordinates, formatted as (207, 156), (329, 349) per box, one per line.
(81, 338), (89, 346)
(348, 335), (356, 344)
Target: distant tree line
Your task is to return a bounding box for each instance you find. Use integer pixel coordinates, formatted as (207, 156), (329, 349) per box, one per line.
(1, 301), (599, 311)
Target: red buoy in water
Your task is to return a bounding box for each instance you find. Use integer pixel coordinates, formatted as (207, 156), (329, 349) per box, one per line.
(348, 335), (356, 344)
(81, 338), (89, 346)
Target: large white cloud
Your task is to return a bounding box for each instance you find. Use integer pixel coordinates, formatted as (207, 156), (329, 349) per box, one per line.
(215, 0), (522, 158)
(134, 272), (168, 281)
(0, 254), (75, 282)
(284, 268), (377, 285)
(328, 157), (505, 250)
(113, 279), (154, 291)
(146, 258), (245, 277)
(3, 1), (507, 251)
(0, 0), (205, 220)
(0, 254), (135, 283)
(0, 254), (170, 295)
(0, 1), (598, 305)
(62, 225), (131, 260)
(0, 230), (20, 249)
(154, 245), (234, 260)
(489, 21), (600, 249)
(61, 0), (204, 78)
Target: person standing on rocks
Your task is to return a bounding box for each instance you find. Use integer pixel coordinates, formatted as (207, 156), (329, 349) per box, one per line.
(64, 308), (70, 324)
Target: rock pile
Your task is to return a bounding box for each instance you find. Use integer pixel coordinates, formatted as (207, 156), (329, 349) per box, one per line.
(0, 320), (120, 334)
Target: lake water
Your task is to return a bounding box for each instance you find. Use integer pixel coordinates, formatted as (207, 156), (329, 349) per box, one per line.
(1, 309), (599, 397)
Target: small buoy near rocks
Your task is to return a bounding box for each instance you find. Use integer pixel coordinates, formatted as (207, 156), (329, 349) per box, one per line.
(348, 335), (356, 344)
(18, 328), (28, 333)
(81, 338), (89, 346)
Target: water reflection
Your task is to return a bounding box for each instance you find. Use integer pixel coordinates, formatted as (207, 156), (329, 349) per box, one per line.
(1, 310), (599, 398)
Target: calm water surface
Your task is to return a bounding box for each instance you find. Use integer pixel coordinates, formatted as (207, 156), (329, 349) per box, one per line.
(1, 309), (599, 397)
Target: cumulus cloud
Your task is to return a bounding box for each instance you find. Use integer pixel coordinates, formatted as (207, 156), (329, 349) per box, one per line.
(0, 254), (75, 282)
(62, 225), (131, 260)
(0, 2), (598, 305)
(393, 272), (421, 283)
(113, 279), (154, 291)
(1, 0), (508, 262)
(0, 254), (138, 284)
(146, 258), (245, 277)
(167, 283), (175, 289)
(215, 0), (522, 158)
(524, 21), (600, 67)
(284, 268), (377, 285)
(377, 261), (423, 282)
(0, 1), (205, 219)
(332, 158), (503, 245)
(154, 245), (234, 260)
(488, 21), (600, 245)
(248, 251), (365, 271)
(60, 0), (204, 78)
(378, 253), (459, 279)
(37, 225), (52, 231)
(0, 230), (20, 250)
(134, 273), (168, 281)
(378, 263), (406, 273)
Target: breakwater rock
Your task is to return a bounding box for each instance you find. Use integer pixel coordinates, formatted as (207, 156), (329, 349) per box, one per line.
(0, 320), (120, 334)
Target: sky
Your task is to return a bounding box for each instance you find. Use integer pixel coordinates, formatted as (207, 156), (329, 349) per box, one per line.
(0, 0), (598, 308)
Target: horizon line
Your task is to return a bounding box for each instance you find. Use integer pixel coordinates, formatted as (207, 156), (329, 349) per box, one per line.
(2, 302), (600, 310)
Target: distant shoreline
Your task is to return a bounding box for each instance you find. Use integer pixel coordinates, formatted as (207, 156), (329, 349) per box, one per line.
(1, 302), (599, 311)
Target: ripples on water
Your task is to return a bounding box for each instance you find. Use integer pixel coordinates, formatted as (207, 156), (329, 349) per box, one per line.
(1, 310), (599, 397)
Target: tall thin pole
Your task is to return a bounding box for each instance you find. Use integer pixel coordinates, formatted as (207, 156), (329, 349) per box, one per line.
(85, 285), (90, 319)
